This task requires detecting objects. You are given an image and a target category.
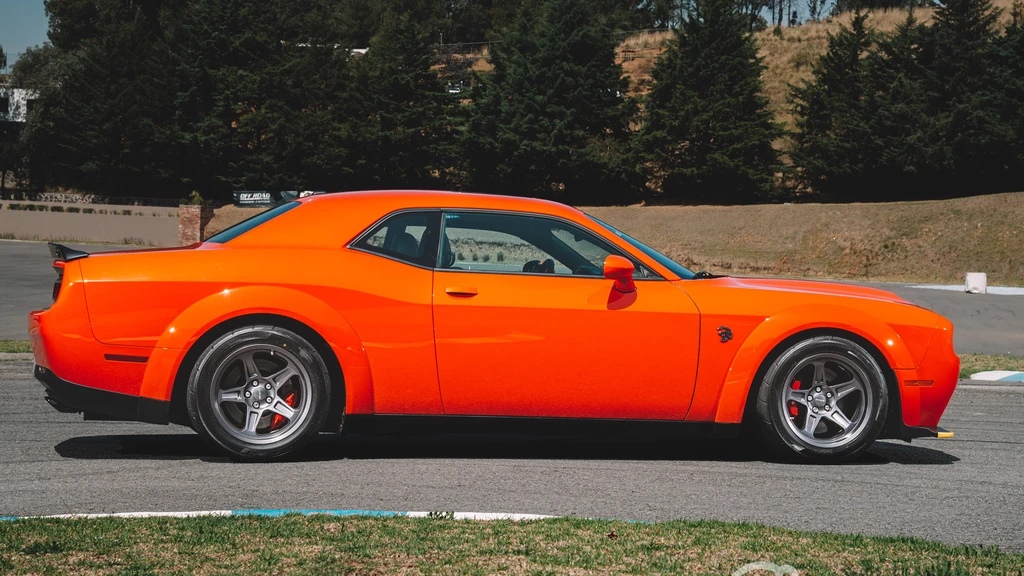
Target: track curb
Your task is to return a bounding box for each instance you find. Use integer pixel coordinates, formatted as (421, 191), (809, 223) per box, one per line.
(968, 370), (1024, 382)
(0, 510), (558, 522)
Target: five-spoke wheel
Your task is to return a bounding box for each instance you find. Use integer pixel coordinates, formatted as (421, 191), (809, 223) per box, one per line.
(756, 336), (888, 461)
(187, 325), (331, 460)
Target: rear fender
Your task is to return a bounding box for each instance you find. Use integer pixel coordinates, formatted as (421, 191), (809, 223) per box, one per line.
(712, 304), (919, 423)
(139, 286), (372, 415)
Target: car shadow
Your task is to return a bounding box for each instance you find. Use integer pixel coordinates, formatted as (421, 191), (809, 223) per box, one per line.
(53, 433), (959, 466)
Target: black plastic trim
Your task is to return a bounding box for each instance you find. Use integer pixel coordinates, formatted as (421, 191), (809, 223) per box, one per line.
(103, 354), (149, 363)
(343, 414), (740, 439)
(896, 424), (947, 441)
(47, 242), (89, 262)
(347, 207), (663, 280)
(34, 364), (168, 424)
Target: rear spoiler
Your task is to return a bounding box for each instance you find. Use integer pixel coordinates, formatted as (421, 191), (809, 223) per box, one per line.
(48, 243), (89, 262)
(48, 243), (88, 303)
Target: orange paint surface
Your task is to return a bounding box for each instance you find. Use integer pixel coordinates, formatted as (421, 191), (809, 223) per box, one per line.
(29, 190), (958, 430)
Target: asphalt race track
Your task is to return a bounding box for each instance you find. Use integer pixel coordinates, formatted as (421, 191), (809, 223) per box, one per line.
(1, 360), (1022, 551)
(1, 239), (1023, 354)
(2, 239), (1024, 552)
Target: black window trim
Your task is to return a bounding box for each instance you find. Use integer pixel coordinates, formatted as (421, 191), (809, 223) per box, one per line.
(348, 207), (665, 280)
(346, 208), (443, 270)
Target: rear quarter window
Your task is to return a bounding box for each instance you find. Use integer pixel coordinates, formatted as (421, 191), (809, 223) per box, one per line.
(205, 202), (300, 244)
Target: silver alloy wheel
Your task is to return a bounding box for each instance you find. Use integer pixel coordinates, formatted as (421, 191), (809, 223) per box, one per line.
(209, 342), (313, 445)
(780, 352), (873, 449)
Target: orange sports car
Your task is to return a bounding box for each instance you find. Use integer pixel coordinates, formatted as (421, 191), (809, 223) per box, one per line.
(29, 190), (958, 461)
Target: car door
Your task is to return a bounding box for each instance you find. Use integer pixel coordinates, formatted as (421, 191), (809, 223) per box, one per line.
(431, 210), (700, 420)
(343, 210), (445, 415)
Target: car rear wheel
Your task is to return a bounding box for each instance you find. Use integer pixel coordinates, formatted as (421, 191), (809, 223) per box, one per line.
(755, 335), (888, 462)
(186, 325), (331, 460)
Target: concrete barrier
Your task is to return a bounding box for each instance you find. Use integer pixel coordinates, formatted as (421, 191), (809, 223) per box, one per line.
(965, 272), (988, 294)
(0, 201), (178, 246)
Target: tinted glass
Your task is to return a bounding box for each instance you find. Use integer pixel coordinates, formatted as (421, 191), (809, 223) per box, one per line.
(439, 212), (650, 277)
(353, 211), (441, 268)
(205, 202), (300, 244)
(587, 215), (695, 279)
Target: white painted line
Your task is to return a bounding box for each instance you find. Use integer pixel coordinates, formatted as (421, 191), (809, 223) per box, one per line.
(969, 370), (1024, 382)
(1, 509), (557, 522)
(18, 511), (233, 520)
(908, 284), (1024, 295)
(959, 385), (1024, 393)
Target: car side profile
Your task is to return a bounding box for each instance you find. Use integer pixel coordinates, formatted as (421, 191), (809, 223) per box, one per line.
(29, 190), (959, 461)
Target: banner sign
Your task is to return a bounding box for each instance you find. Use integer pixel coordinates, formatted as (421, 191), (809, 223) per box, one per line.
(233, 190), (322, 207)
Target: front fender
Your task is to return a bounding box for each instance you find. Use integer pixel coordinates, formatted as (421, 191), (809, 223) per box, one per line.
(138, 285), (373, 415)
(711, 303), (928, 423)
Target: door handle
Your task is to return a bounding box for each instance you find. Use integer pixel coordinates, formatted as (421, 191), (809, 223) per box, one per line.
(445, 286), (478, 297)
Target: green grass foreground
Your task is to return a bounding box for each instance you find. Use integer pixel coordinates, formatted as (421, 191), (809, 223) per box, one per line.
(959, 353), (1024, 379)
(0, 515), (1021, 575)
(0, 341), (31, 354)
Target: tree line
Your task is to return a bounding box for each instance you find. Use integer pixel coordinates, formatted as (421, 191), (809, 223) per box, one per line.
(1, 0), (1022, 205)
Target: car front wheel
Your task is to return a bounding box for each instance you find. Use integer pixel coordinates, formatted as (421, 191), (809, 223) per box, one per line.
(186, 325), (331, 460)
(756, 335), (889, 462)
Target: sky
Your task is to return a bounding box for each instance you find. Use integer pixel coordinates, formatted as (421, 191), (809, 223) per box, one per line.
(0, 0), (49, 71)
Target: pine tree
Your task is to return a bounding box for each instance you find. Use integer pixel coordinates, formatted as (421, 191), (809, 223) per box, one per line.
(639, 0), (784, 204)
(462, 0), (638, 204)
(988, 1), (1024, 189)
(25, 1), (179, 195)
(346, 10), (456, 190)
(926, 0), (1012, 191)
(863, 8), (938, 196)
(790, 12), (875, 199)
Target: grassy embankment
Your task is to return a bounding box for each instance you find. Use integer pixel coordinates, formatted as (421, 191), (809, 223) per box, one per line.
(615, 0), (1019, 130)
(0, 341), (31, 354)
(584, 191), (1024, 286)
(1, 515), (1021, 575)
(210, 192), (1024, 286)
(959, 354), (1024, 378)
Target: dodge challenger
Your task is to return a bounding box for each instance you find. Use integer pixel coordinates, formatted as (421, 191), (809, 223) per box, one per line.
(29, 190), (958, 461)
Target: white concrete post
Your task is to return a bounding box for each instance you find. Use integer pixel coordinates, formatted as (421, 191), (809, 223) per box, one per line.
(965, 272), (987, 294)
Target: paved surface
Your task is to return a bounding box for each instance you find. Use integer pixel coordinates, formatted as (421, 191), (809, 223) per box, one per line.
(859, 281), (1024, 356)
(2, 361), (1022, 551)
(0, 240), (130, 340)
(2, 239), (1022, 354)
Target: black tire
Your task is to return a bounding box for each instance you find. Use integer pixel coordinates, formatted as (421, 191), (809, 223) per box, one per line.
(186, 325), (331, 461)
(756, 335), (888, 462)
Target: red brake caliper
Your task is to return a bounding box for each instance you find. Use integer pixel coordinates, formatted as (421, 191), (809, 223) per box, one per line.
(270, 392), (297, 430)
(788, 380), (801, 417)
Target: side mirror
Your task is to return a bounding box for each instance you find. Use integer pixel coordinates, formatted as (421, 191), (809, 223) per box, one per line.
(603, 255), (636, 293)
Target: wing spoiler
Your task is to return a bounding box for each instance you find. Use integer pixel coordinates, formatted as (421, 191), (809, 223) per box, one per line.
(48, 243), (89, 262)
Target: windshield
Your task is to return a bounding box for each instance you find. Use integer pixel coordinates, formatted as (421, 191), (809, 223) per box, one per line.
(587, 216), (696, 280)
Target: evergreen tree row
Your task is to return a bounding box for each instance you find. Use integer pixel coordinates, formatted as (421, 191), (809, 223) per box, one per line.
(6, 0), (1023, 204)
(791, 0), (1024, 200)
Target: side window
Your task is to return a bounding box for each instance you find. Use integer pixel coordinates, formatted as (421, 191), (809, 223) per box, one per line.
(353, 211), (441, 268)
(439, 211), (650, 277)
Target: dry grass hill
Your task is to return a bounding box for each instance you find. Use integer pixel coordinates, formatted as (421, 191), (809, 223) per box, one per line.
(614, 0), (1018, 129)
(210, 191), (1024, 286)
(462, 1), (1018, 130)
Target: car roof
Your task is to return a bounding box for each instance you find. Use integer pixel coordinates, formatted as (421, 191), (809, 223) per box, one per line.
(299, 189), (585, 221)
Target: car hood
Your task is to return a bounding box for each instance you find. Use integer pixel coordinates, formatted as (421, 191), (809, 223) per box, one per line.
(704, 276), (912, 305)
